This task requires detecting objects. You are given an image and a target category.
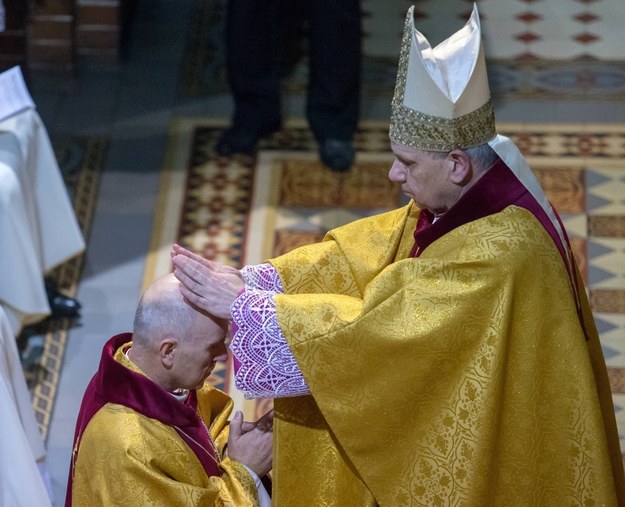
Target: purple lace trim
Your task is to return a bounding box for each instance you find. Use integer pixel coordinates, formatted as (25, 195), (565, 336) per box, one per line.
(241, 263), (284, 292)
(230, 285), (309, 399)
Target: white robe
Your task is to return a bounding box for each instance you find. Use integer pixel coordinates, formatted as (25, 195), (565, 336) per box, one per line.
(0, 306), (52, 507)
(0, 103), (85, 334)
(0, 64), (76, 506)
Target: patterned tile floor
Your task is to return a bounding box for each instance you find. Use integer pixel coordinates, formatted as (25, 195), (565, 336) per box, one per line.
(365, 0), (625, 100)
(374, 0), (625, 60)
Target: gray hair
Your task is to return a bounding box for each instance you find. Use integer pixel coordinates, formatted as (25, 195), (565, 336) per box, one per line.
(464, 144), (499, 173)
(426, 143), (499, 174)
(132, 289), (192, 347)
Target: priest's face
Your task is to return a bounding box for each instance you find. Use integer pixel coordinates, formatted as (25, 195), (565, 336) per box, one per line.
(173, 310), (229, 390)
(388, 142), (459, 214)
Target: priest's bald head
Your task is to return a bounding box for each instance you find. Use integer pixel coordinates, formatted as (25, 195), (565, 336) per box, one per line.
(128, 273), (229, 391)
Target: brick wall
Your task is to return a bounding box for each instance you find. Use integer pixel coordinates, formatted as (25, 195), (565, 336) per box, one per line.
(75, 0), (121, 66)
(28, 0), (75, 71)
(0, 0), (130, 74)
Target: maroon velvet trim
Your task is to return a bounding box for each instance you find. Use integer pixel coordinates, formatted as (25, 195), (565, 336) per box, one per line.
(65, 333), (220, 506)
(410, 209), (435, 256)
(513, 192), (569, 270)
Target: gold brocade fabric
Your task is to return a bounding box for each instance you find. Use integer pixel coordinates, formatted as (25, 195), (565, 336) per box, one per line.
(270, 203), (624, 506)
(71, 346), (259, 506)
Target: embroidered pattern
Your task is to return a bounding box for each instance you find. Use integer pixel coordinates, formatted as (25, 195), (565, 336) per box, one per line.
(241, 263), (284, 292)
(231, 265), (309, 399)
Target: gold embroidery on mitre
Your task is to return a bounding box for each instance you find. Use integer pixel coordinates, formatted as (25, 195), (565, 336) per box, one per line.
(390, 101), (496, 151)
(389, 6), (496, 151)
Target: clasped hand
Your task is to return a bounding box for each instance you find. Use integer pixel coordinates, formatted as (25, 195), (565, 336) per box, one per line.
(171, 244), (244, 319)
(228, 410), (274, 477)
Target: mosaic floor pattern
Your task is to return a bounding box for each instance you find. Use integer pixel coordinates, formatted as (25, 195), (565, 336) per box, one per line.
(146, 118), (625, 464)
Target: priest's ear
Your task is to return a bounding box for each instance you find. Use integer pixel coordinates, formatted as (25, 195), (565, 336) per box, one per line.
(159, 338), (178, 369)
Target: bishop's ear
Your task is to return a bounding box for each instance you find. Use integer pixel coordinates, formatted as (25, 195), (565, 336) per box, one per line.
(447, 149), (472, 185)
(159, 338), (177, 369)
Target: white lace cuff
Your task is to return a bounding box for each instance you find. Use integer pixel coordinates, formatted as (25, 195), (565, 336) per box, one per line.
(240, 263), (284, 292)
(230, 288), (310, 399)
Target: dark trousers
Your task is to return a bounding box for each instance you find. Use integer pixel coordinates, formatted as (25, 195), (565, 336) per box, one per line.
(224, 0), (361, 142)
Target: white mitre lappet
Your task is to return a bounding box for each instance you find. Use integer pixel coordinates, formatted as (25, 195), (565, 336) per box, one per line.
(390, 4), (572, 273)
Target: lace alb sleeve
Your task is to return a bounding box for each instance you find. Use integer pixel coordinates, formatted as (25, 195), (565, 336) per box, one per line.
(240, 263), (284, 292)
(230, 287), (310, 399)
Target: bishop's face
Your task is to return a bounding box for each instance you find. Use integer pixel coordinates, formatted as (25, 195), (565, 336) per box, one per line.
(388, 141), (458, 215)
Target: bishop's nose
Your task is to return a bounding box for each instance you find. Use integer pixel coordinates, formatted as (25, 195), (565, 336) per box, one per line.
(388, 159), (406, 182)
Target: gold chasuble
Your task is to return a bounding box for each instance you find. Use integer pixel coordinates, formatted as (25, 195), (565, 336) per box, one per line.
(68, 335), (260, 506)
(268, 162), (624, 505)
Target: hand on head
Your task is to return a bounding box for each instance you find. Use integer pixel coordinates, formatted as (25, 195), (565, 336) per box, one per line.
(170, 244), (244, 319)
(228, 410), (273, 477)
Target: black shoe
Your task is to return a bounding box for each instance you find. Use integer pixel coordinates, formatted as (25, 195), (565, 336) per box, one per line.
(215, 120), (282, 158)
(319, 139), (355, 173)
(45, 280), (81, 317)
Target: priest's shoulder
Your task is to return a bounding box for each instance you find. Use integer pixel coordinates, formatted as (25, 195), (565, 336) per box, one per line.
(327, 202), (416, 238)
(470, 205), (564, 263)
(427, 205), (564, 269)
(79, 403), (181, 453)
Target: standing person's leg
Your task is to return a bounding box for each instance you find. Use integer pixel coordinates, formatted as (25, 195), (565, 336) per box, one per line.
(277, 0), (306, 80)
(217, 0), (282, 157)
(306, 0), (361, 172)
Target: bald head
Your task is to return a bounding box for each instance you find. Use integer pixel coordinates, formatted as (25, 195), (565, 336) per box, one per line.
(132, 273), (194, 347)
(129, 273), (230, 391)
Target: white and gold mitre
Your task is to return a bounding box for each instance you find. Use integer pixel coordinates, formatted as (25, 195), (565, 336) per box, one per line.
(390, 4), (496, 151)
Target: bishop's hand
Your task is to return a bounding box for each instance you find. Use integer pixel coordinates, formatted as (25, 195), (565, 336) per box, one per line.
(171, 244), (244, 319)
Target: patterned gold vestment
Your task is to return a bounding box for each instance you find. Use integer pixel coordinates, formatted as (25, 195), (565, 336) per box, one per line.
(71, 344), (260, 506)
(269, 202), (624, 506)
